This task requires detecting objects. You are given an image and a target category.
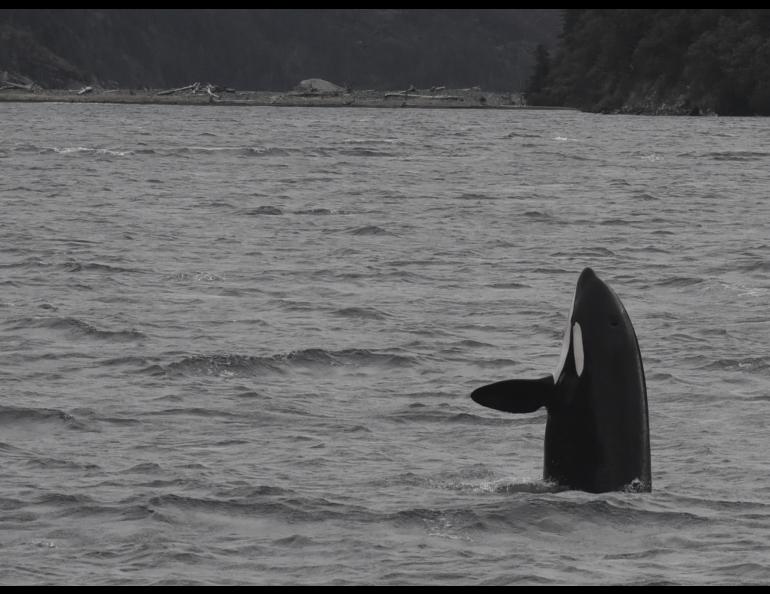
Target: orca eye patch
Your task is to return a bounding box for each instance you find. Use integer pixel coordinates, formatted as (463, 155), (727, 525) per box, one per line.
(573, 322), (584, 376)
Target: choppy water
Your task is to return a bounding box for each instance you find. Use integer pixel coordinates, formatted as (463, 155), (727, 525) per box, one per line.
(1, 102), (769, 585)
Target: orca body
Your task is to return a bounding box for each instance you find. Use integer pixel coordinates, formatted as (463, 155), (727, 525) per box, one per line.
(471, 268), (651, 493)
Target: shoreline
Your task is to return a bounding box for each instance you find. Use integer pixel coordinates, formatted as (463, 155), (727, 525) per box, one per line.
(0, 87), (575, 111)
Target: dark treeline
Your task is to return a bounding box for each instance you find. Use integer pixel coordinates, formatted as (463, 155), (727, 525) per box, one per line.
(529, 9), (770, 115)
(0, 9), (560, 91)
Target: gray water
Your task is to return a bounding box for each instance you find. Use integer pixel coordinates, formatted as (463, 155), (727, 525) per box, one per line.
(1, 103), (769, 585)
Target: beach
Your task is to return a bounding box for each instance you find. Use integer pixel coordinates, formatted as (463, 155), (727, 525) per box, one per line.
(0, 86), (566, 109)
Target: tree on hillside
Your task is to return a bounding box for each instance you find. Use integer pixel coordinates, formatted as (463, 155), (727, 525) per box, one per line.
(526, 43), (551, 104)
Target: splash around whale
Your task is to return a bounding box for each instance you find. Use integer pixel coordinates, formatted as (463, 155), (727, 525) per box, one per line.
(471, 268), (651, 493)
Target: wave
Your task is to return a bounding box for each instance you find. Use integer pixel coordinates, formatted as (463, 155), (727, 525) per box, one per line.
(453, 339), (495, 348)
(505, 131), (541, 139)
(60, 260), (144, 274)
(147, 354), (283, 377)
(553, 246), (616, 258)
(700, 356), (770, 373)
(522, 210), (557, 222)
(49, 146), (133, 157)
(0, 494), (26, 511)
(101, 356), (149, 367)
(341, 138), (400, 145)
(18, 143), (412, 160)
(146, 407), (248, 420)
(36, 492), (97, 506)
(167, 270), (225, 282)
(21, 483), (715, 554)
(702, 150), (770, 162)
(19, 143), (314, 159)
(440, 476), (562, 494)
(13, 144), (132, 157)
(5, 316), (146, 342)
(383, 405), (539, 426)
(472, 357), (519, 368)
(148, 145), (394, 160)
(0, 405), (89, 430)
(455, 192), (497, 201)
(28, 492), (162, 522)
(0, 257), (142, 273)
(271, 534), (317, 547)
(25, 456), (102, 471)
(145, 491), (365, 523)
(348, 225), (391, 236)
(216, 484), (296, 498)
(241, 205), (284, 215)
(627, 244), (670, 254)
(159, 146), (296, 158)
(149, 348), (417, 378)
(199, 199), (236, 210)
(339, 147), (396, 157)
(379, 494), (707, 543)
(732, 260), (770, 273)
(332, 307), (390, 320)
(488, 281), (530, 289)
(142, 488), (632, 533)
(243, 146), (293, 157)
(96, 415), (142, 426)
(295, 208), (333, 215)
(654, 276), (705, 287)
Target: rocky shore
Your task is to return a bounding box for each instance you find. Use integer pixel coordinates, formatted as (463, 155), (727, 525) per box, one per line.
(0, 85), (571, 110)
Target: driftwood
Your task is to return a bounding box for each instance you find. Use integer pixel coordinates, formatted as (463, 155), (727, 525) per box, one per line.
(0, 81), (35, 91)
(156, 82), (227, 100)
(78, 86), (94, 95)
(156, 82), (201, 96)
(205, 84), (219, 101)
(385, 92), (460, 100)
(289, 91), (343, 98)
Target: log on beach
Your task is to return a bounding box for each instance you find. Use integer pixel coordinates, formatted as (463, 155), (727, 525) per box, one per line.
(384, 92), (461, 100)
(0, 81), (35, 91)
(156, 82), (201, 96)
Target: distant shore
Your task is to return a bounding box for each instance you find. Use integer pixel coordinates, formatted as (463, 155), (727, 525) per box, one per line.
(0, 86), (574, 110)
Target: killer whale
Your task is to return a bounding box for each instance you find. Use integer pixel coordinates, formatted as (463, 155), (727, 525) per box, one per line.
(471, 268), (651, 493)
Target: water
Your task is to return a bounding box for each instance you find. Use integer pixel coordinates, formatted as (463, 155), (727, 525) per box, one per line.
(1, 102), (769, 585)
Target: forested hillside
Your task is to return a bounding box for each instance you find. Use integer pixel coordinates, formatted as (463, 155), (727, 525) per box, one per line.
(0, 9), (561, 91)
(529, 9), (770, 115)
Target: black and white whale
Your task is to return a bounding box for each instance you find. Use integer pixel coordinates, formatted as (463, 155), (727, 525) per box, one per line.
(471, 268), (651, 493)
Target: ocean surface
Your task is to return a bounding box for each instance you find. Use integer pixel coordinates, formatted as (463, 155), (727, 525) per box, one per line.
(1, 102), (769, 585)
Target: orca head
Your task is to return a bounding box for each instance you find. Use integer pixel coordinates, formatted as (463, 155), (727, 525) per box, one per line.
(552, 267), (631, 386)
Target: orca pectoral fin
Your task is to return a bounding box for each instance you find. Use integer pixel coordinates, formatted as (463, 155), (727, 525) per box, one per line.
(470, 375), (554, 414)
